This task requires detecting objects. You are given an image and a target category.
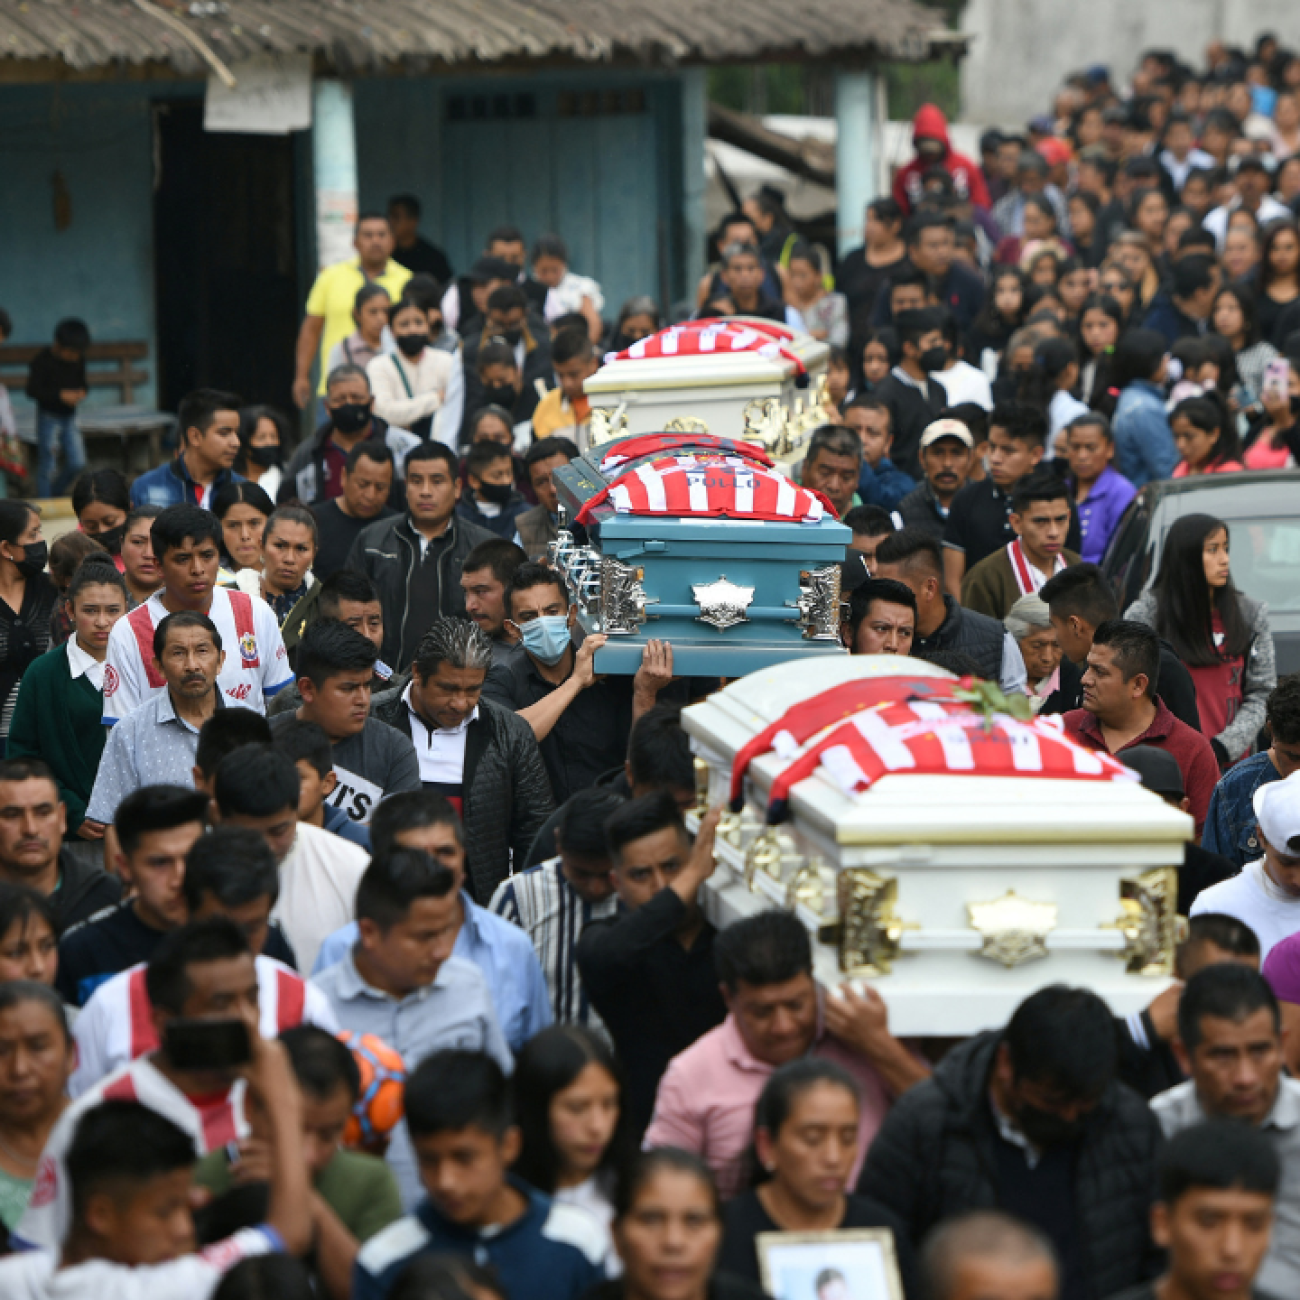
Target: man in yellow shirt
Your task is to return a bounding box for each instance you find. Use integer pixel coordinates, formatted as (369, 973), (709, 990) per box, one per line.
(293, 214), (412, 408)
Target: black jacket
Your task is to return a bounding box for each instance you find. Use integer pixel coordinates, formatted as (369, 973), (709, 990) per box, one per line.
(915, 595), (1005, 681)
(460, 319), (553, 442)
(870, 371), (946, 478)
(582, 1276), (771, 1300)
(858, 1032), (1163, 1300)
(344, 512), (497, 670)
(282, 414), (412, 507)
(52, 845), (123, 934)
(374, 693), (555, 901)
(897, 480), (950, 539)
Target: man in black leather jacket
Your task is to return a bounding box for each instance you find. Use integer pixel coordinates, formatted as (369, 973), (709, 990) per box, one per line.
(373, 616), (553, 901)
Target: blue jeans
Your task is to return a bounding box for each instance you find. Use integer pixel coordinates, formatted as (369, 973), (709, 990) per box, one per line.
(36, 410), (86, 498)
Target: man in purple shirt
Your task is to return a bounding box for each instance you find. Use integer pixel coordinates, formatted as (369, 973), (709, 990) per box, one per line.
(1063, 413), (1136, 564)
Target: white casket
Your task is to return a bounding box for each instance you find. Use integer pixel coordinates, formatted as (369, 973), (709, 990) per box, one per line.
(584, 319), (830, 473)
(682, 656), (1194, 1036)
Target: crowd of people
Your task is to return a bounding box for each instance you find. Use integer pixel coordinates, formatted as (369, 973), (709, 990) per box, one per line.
(2, 31), (1300, 1300)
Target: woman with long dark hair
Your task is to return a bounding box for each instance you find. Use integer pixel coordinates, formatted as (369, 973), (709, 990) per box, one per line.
(235, 405), (291, 501)
(1126, 514), (1277, 764)
(965, 267), (1027, 368)
(0, 501), (55, 753)
(590, 1150), (767, 1300)
(1254, 217), (1300, 345)
(716, 1060), (918, 1295)
(70, 469), (130, 555)
(1168, 395), (1244, 477)
(212, 479), (275, 575)
(1209, 285), (1278, 411)
(1078, 293), (1124, 414)
(0, 982), (72, 1235)
(513, 1025), (632, 1252)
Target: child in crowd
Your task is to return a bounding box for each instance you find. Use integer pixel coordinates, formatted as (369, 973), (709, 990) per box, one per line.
(25, 316), (90, 498)
(457, 440), (529, 541)
(532, 329), (597, 450)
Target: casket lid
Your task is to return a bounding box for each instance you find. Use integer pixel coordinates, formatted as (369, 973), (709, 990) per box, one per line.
(682, 656), (1194, 846)
(586, 330), (830, 396)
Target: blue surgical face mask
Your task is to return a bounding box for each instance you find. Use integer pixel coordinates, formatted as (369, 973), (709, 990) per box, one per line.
(519, 614), (571, 665)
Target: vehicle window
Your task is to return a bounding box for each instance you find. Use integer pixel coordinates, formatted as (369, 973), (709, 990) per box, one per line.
(1221, 518), (1300, 612)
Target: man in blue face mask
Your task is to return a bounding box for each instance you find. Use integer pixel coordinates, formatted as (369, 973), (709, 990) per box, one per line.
(482, 562), (676, 804)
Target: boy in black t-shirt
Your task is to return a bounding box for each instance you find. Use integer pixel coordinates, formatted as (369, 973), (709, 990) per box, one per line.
(57, 784), (207, 1006)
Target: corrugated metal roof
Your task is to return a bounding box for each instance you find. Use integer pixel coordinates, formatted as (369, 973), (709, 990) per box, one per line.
(0, 0), (961, 76)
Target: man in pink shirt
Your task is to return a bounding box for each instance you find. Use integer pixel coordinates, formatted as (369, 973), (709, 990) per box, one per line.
(644, 910), (930, 1197)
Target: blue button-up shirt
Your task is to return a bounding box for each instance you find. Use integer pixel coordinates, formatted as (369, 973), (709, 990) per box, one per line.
(1203, 751), (1283, 869)
(1113, 380), (1179, 489)
(312, 947), (512, 1208)
(85, 689), (230, 823)
(312, 893), (552, 1052)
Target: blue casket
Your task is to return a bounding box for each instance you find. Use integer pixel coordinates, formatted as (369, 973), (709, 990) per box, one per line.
(550, 433), (851, 676)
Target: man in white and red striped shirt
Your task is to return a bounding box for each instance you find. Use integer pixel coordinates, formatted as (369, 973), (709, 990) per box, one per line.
(0, 1036), (311, 1299)
(70, 826), (337, 1098)
(16, 917), (283, 1254)
(102, 505), (291, 726)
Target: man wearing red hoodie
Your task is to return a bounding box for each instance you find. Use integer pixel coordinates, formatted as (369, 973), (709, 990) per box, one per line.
(892, 105), (991, 215)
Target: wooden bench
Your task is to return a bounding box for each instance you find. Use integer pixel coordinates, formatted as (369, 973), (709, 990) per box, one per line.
(0, 341), (172, 476)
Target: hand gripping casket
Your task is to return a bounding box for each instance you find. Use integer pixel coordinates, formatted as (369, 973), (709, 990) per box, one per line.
(682, 656), (1194, 1035)
(583, 319), (831, 474)
(550, 432), (850, 676)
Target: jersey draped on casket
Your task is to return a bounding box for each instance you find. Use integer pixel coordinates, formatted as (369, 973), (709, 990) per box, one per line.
(550, 433), (850, 676)
(583, 318), (831, 471)
(682, 656), (1194, 1035)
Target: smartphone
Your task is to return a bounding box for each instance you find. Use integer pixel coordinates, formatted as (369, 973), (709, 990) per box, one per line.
(162, 1018), (252, 1071)
(1262, 357), (1290, 404)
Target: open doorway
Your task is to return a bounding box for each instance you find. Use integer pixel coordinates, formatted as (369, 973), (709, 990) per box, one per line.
(153, 100), (300, 413)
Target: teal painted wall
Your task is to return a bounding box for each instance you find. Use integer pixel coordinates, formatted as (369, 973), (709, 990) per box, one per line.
(353, 70), (697, 319)
(0, 82), (173, 410)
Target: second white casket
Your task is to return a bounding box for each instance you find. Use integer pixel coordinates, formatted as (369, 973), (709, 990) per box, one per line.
(681, 655), (1194, 1036)
(584, 319), (830, 471)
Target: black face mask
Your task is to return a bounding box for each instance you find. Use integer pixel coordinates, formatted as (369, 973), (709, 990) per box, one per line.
(95, 523), (126, 556)
(395, 333), (427, 358)
(1013, 1099), (1087, 1150)
(477, 480), (515, 505)
(247, 445), (281, 468)
(919, 345), (950, 373)
(331, 403), (372, 435)
(11, 540), (47, 578)
(499, 327), (524, 347)
(484, 384), (517, 410)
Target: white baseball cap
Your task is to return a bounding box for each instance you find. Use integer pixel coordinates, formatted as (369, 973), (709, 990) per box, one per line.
(1253, 771), (1300, 856)
(919, 418), (975, 450)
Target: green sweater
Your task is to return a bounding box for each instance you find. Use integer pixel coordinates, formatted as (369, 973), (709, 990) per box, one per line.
(193, 1145), (404, 1244)
(7, 643), (106, 831)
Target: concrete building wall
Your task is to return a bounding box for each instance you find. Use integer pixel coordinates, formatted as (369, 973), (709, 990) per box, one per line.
(961, 0), (1300, 126)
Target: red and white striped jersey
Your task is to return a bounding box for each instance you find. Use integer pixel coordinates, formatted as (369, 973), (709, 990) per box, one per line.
(615, 319), (804, 374)
(14, 1056), (251, 1253)
(597, 433), (773, 475)
(768, 697), (1134, 811)
(70, 954), (339, 1099)
(578, 455), (833, 526)
(102, 586), (293, 724)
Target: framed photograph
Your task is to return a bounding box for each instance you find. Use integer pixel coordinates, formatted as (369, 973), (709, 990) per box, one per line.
(756, 1228), (905, 1300)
